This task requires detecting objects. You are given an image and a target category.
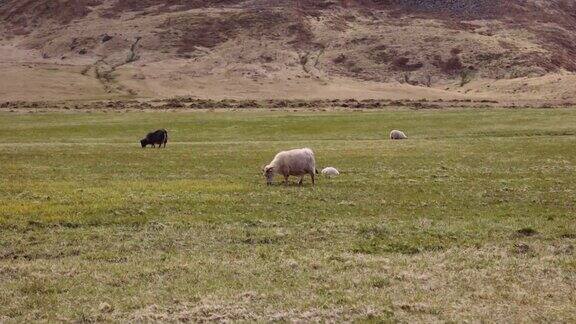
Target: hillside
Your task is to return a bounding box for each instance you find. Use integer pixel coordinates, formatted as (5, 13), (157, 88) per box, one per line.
(1, 0), (576, 103)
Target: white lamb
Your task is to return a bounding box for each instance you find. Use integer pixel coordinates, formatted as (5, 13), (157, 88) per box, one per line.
(321, 167), (340, 178)
(390, 130), (408, 140)
(264, 148), (317, 186)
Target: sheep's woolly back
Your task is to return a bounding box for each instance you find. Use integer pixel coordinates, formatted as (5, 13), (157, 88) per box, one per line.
(268, 148), (316, 176)
(321, 167), (340, 176)
(390, 130), (408, 140)
(301, 148), (314, 155)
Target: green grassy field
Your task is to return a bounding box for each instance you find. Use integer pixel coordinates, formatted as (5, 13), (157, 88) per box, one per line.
(1, 108), (575, 321)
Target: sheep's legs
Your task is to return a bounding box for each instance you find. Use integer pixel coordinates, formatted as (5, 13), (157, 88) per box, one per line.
(310, 172), (315, 186)
(298, 176), (304, 186)
(284, 175), (289, 186)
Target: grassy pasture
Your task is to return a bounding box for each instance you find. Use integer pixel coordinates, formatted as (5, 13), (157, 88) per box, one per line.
(0, 108), (575, 322)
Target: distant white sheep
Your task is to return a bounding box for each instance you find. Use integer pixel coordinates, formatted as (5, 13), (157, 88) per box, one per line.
(264, 148), (317, 186)
(390, 130), (408, 140)
(321, 167), (340, 178)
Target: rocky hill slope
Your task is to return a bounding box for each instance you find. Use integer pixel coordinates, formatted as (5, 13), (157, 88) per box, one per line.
(1, 0), (576, 102)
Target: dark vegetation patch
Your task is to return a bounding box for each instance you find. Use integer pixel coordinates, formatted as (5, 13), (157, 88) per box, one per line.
(512, 242), (535, 256)
(101, 33), (113, 43)
(287, 20), (319, 50)
(351, 225), (449, 255)
(537, 28), (576, 72)
(357, 224), (389, 239)
(333, 53), (347, 64)
(25, 220), (82, 229)
(516, 227), (539, 237)
(0, 0), (102, 33)
(475, 52), (504, 63)
(352, 239), (442, 255)
(433, 53), (464, 75)
(0, 97), (519, 112)
(19, 279), (68, 295)
(158, 10), (316, 53)
(369, 45), (396, 64)
(103, 0), (340, 18)
(392, 57), (424, 71)
(0, 247), (81, 261)
(237, 229), (283, 245)
(102, 0), (247, 18)
(373, 0), (525, 19)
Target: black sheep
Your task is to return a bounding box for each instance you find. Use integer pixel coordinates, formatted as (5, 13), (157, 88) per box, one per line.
(140, 129), (168, 148)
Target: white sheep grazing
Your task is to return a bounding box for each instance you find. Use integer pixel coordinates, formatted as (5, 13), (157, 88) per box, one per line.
(264, 148), (316, 186)
(321, 167), (340, 178)
(390, 129), (408, 140)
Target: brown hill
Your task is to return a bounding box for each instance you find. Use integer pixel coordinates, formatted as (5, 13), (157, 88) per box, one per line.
(1, 0), (576, 103)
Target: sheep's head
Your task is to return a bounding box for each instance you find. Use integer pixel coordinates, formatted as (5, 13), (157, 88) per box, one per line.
(263, 165), (275, 185)
(140, 139), (147, 148)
